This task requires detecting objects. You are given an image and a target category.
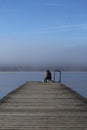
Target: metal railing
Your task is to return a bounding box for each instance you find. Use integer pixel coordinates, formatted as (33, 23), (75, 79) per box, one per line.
(53, 70), (61, 83)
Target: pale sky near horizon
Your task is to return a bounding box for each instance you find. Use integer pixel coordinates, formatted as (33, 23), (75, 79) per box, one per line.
(0, 0), (87, 67)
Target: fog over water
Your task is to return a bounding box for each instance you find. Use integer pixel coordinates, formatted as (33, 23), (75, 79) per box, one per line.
(0, 41), (87, 67)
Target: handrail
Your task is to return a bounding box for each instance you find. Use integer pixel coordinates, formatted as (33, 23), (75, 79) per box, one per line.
(53, 70), (61, 83)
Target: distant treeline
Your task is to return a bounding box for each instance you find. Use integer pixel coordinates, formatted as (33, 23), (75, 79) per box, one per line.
(0, 66), (87, 71)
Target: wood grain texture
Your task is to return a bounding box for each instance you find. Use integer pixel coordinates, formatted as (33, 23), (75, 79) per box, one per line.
(0, 82), (87, 130)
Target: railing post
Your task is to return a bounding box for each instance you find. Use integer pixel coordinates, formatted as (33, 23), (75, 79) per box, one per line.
(59, 70), (61, 83)
(54, 70), (61, 83)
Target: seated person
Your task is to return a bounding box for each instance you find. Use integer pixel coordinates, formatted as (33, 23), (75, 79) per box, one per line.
(44, 70), (52, 82)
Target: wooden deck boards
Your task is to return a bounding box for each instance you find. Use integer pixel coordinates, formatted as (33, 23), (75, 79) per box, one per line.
(0, 82), (87, 130)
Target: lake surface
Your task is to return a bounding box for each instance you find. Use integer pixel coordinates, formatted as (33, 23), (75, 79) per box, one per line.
(0, 71), (87, 99)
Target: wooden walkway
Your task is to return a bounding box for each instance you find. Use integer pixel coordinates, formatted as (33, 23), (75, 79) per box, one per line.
(0, 82), (87, 130)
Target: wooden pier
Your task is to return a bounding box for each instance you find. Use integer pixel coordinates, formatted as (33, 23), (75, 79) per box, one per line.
(0, 82), (87, 130)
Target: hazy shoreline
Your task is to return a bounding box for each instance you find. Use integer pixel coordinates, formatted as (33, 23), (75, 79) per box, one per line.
(0, 65), (87, 71)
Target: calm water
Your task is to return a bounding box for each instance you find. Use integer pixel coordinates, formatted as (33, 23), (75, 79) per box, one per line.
(0, 71), (87, 99)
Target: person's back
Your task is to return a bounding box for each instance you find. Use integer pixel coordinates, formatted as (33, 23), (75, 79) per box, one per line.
(44, 70), (52, 82)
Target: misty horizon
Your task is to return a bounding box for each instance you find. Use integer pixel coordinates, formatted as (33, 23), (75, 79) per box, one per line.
(0, 43), (87, 67)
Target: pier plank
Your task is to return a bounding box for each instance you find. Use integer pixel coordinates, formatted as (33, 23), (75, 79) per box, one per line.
(0, 82), (87, 130)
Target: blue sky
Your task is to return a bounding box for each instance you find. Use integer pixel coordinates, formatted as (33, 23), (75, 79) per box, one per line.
(0, 0), (87, 67)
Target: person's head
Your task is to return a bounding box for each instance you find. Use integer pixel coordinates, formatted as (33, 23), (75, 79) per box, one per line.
(46, 69), (50, 73)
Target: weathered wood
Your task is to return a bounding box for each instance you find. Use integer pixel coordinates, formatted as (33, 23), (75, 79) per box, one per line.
(0, 82), (87, 130)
